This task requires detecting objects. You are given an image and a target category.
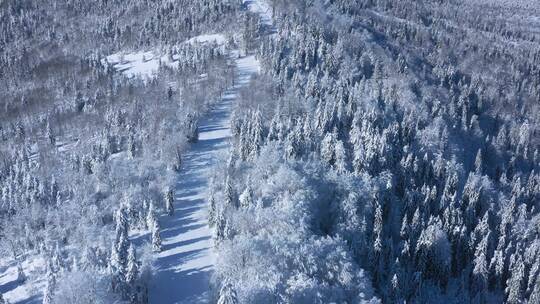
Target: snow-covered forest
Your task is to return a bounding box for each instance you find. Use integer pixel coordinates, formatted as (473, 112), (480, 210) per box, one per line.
(1, 0), (539, 303)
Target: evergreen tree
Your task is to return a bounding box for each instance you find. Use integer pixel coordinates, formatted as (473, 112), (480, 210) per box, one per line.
(529, 279), (540, 304)
(173, 148), (182, 172)
(474, 148), (484, 174)
(109, 238), (124, 292)
(42, 264), (56, 304)
(165, 188), (174, 216)
(214, 209), (227, 242)
(125, 244), (138, 286)
(321, 131), (336, 167)
(147, 203), (162, 252)
(16, 262), (26, 283)
(239, 183), (254, 209)
(224, 175), (237, 209)
(334, 139), (349, 174)
(250, 110), (264, 158)
(151, 221), (162, 253)
(46, 120), (55, 146)
(217, 282), (239, 304)
(506, 253), (525, 304)
(208, 188), (217, 226)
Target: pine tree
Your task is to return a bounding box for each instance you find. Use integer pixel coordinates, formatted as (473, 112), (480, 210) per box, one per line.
(46, 120), (55, 146)
(217, 282), (239, 304)
(165, 188), (174, 216)
(214, 210), (227, 242)
(115, 206), (129, 238)
(506, 253), (525, 304)
(151, 221), (162, 253)
(529, 279), (540, 304)
(173, 147), (182, 172)
(267, 108), (281, 142)
(250, 110), (264, 158)
(472, 232), (490, 297)
(51, 242), (64, 274)
(16, 262), (26, 283)
(125, 244), (138, 286)
(146, 202), (162, 252)
(224, 175), (237, 209)
(474, 148), (484, 174)
(208, 189), (217, 226)
(109, 239), (124, 291)
(42, 264), (56, 304)
(321, 131), (336, 167)
(239, 183), (254, 209)
(334, 139), (348, 173)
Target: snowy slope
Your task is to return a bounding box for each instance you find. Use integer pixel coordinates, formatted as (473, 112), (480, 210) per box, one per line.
(0, 257), (46, 304)
(105, 33), (226, 79)
(185, 34), (226, 45)
(148, 54), (260, 304)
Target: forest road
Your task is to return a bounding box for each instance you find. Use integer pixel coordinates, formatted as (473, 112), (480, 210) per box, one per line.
(148, 54), (260, 304)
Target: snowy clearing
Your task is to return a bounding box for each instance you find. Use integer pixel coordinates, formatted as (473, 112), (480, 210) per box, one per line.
(185, 34), (226, 45)
(105, 33), (226, 79)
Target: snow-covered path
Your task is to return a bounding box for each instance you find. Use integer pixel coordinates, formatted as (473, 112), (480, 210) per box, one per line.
(148, 54), (259, 304)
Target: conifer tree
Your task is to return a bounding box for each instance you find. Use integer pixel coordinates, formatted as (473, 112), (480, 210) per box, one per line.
(125, 244), (138, 286)
(42, 264), (56, 304)
(250, 110), (264, 158)
(506, 253), (525, 304)
(224, 175), (237, 209)
(146, 205), (162, 253)
(16, 262), (26, 283)
(214, 210), (227, 242)
(239, 183), (253, 209)
(165, 188), (174, 216)
(334, 139), (349, 174)
(217, 282), (239, 304)
(208, 189), (217, 226)
(109, 239), (124, 292)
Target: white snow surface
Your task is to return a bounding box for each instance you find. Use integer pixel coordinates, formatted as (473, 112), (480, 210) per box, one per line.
(185, 34), (226, 45)
(105, 51), (163, 79)
(105, 33), (226, 79)
(148, 54), (260, 304)
(0, 257), (46, 304)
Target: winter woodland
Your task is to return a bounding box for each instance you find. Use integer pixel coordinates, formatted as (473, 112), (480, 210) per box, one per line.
(0, 0), (539, 303)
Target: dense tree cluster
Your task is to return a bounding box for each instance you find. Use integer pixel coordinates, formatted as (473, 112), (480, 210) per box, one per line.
(0, 0), (240, 302)
(212, 0), (539, 303)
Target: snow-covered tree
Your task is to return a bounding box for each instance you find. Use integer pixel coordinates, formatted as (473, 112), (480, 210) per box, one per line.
(125, 244), (138, 286)
(250, 110), (264, 158)
(42, 264), (57, 304)
(224, 175), (237, 209)
(239, 183), (254, 209)
(147, 203), (162, 252)
(165, 188), (175, 216)
(16, 262), (26, 283)
(208, 188), (218, 226)
(217, 282), (238, 304)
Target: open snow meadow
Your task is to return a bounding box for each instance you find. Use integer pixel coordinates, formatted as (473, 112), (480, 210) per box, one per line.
(1, 0), (539, 303)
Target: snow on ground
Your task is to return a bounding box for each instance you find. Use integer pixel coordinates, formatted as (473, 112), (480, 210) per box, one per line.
(185, 34), (226, 45)
(0, 257), (46, 304)
(105, 33), (226, 79)
(147, 54), (260, 304)
(105, 51), (163, 79)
